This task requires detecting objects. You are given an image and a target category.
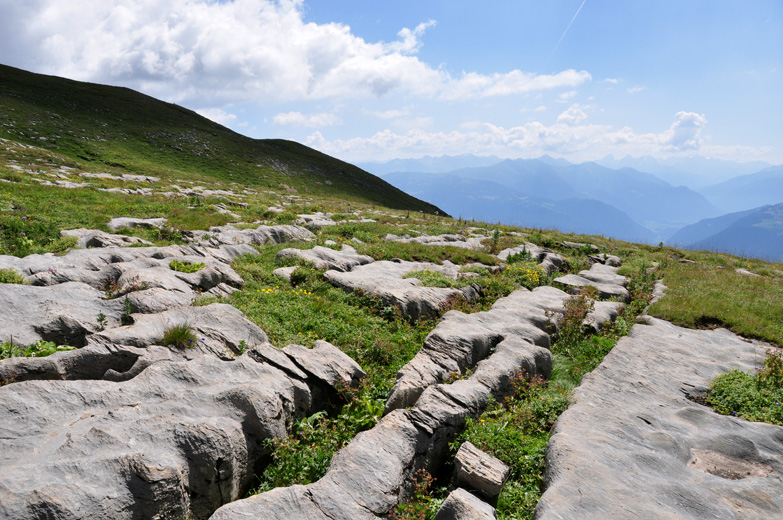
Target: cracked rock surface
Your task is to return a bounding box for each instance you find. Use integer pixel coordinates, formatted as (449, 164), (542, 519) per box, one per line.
(535, 318), (783, 520)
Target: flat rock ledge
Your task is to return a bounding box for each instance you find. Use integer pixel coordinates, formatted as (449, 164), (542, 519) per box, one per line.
(385, 233), (488, 250)
(498, 243), (564, 275)
(535, 318), (783, 520)
(324, 260), (480, 320)
(276, 244), (375, 272)
(553, 262), (629, 301)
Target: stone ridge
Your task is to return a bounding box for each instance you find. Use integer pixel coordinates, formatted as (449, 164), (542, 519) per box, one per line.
(535, 318), (783, 519)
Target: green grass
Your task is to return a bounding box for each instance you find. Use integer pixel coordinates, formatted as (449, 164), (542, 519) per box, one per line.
(169, 260), (205, 273)
(1, 340), (76, 359)
(707, 350), (783, 426)
(402, 269), (466, 289)
(648, 260), (783, 346)
(160, 324), (198, 349)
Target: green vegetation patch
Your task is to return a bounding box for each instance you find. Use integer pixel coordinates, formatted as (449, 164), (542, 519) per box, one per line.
(648, 260), (783, 346)
(0, 267), (26, 284)
(160, 324), (198, 348)
(169, 259), (205, 273)
(402, 269), (466, 289)
(1, 340), (75, 359)
(707, 349), (783, 426)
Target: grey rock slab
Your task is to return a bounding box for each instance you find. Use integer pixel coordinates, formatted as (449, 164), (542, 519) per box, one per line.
(60, 228), (153, 248)
(562, 241), (600, 252)
(297, 213), (337, 228)
(535, 318), (783, 520)
(283, 340), (365, 390)
(185, 224), (315, 247)
(107, 217), (168, 231)
(385, 286), (562, 413)
(325, 260), (477, 319)
(212, 318), (554, 519)
(554, 263), (629, 301)
(89, 303), (270, 359)
(453, 441), (510, 501)
(272, 265), (299, 282)
(434, 488), (496, 520)
(589, 253), (622, 267)
(0, 354), (311, 520)
(497, 243), (564, 275)
(0, 281), (126, 346)
(276, 244), (374, 272)
(386, 233), (487, 250)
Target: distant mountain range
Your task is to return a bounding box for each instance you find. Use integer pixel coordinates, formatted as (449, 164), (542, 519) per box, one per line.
(379, 158), (721, 243)
(698, 166), (783, 213)
(668, 203), (783, 262)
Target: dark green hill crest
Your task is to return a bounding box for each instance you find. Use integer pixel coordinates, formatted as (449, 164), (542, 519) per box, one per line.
(0, 64), (442, 214)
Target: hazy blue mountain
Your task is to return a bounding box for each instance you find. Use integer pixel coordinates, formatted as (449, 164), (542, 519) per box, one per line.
(395, 159), (717, 239)
(681, 203), (783, 262)
(357, 154), (501, 175)
(384, 171), (657, 243)
(667, 206), (767, 247)
(596, 155), (773, 189)
(698, 166), (783, 213)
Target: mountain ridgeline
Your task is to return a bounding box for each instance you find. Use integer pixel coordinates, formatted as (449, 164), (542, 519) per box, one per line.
(0, 64), (442, 215)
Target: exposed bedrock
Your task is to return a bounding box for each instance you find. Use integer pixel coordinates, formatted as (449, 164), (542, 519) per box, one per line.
(385, 285), (620, 413)
(210, 327), (552, 519)
(60, 228), (154, 248)
(497, 242), (564, 275)
(553, 262), (630, 301)
(385, 233), (488, 250)
(535, 318), (783, 520)
(324, 260), (480, 320)
(276, 244), (375, 272)
(0, 339), (364, 520)
(183, 224), (315, 247)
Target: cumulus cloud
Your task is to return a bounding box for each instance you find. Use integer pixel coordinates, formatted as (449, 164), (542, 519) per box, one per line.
(273, 111), (342, 127)
(304, 112), (734, 163)
(0, 0), (590, 106)
(658, 111), (707, 151)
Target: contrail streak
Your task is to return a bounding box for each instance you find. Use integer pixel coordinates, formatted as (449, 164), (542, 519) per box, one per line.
(548, 0), (588, 64)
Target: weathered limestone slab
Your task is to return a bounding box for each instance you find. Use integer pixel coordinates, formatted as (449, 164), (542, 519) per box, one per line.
(535, 318), (783, 520)
(498, 243), (564, 275)
(325, 260), (479, 319)
(0, 354), (312, 520)
(283, 340), (366, 391)
(297, 213), (336, 228)
(107, 216), (167, 231)
(434, 488), (496, 520)
(211, 328), (552, 520)
(276, 244), (374, 272)
(589, 252), (622, 267)
(553, 263), (629, 301)
(184, 224), (315, 247)
(60, 228), (153, 248)
(454, 441), (510, 502)
(385, 285), (618, 414)
(385, 233), (487, 250)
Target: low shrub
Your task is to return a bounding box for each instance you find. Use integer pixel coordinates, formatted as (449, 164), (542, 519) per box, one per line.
(0, 267), (26, 284)
(169, 259), (205, 273)
(707, 349), (783, 426)
(1, 340), (75, 359)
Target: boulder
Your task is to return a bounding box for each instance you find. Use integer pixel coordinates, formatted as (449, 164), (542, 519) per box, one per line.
(434, 488), (496, 520)
(589, 253), (622, 267)
(553, 263), (629, 301)
(453, 442), (509, 502)
(535, 318), (783, 519)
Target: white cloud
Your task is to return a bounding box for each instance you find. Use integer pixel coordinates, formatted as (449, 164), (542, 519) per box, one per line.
(305, 112), (766, 163)
(601, 78), (618, 84)
(196, 108), (238, 126)
(273, 111), (342, 127)
(627, 86), (646, 94)
(658, 111), (707, 151)
(556, 105), (588, 125)
(0, 0), (590, 107)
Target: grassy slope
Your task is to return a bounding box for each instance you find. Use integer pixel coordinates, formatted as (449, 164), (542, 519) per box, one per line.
(0, 64), (443, 214)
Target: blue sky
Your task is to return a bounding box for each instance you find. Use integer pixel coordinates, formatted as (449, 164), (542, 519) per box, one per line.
(0, 0), (781, 164)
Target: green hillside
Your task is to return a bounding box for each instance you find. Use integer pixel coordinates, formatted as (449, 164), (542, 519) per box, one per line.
(0, 64), (442, 214)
